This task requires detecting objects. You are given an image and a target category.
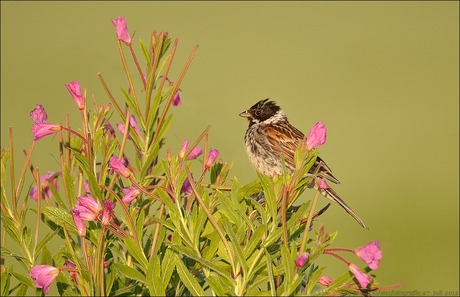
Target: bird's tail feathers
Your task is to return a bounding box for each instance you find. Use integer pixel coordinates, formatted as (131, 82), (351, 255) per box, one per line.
(317, 185), (368, 229)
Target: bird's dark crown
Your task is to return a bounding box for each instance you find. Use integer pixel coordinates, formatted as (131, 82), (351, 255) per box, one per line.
(247, 98), (281, 121)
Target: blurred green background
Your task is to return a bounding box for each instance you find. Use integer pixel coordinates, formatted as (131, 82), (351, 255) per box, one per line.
(1, 1), (458, 295)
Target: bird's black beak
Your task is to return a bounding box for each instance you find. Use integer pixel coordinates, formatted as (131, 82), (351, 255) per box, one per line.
(239, 110), (251, 118)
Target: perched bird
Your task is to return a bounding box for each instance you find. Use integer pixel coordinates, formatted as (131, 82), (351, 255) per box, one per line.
(239, 98), (367, 228)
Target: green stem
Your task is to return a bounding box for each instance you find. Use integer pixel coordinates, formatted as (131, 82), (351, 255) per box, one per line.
(98, 72), (124, 118)
(117, 40), (142, 123)
(185, 168), (235, 273)
(151, 45), (198, 147)
(323, 250), (349, 265)
(129, 44), (146, 90)
(96, 228), (106, 297)
(281, 185), (288, 248)
(103, 185), (139, 246)
(15, 141), (35, 202)
(149, 203), (165, 258)
(298, 189), (320, 256)
(32, 168), (41, 261)
(8, 128), (17, 216)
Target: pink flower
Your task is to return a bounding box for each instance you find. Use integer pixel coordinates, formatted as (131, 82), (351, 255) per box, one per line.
(30, 105), (62, 141)
(179, 140), (203, 160)
(129, 115), (140, 134)
(74, 194), (102, 221)
(65, 80), (85, 110)
(64, 260), (76, 269)
(122, 187), (140, 204)
(306, 121), (327, 150)
(187, 146), (203, 160)
(101, 199), (116, 226)
(295, 252), (309, 268)
(109, 155), (131, 178)
(181, 177), (193, 195)
(315, 178), (329, 190)
(179, 140), (189, 159)
(354, 241), (382, 270)
(318, 275), (333, 286)
(205, 149), (220, 169)
(117, 116), (141, 139)
(105, 122), (116, 137)
(70, 209), (86, 237)
(83, 180), (90, 193)
(172, 92), (181, 106)
(348, 263), (371, 288)
(64, 260), (78, 282)
(32, 123), (62, 141)
(29, 172), (59, 201)
(30, 104), (48, 123)
(111, 16), (131, 45)
(30, 265), (60, 294)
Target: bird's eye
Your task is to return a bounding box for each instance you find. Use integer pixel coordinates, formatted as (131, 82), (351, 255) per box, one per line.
(255, 110), (261, 116)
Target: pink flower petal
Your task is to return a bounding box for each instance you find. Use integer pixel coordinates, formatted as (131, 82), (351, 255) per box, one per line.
(111, 16), (131, 45)
(109, 155), (131, 178)
(30, 104), (48, 124)
(348, 263), (371, 288)
(295, 252), (309, 268)
(30, 265), (60, 294)
(65, 80), (85, 110)
(306, 121), (327, 150)
(172, 92), (182, 106)
(354, 240), (383, 270)
(205, 149), (220, 169)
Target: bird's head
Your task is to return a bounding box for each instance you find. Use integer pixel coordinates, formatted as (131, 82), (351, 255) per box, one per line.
(239, 98), (286, 126)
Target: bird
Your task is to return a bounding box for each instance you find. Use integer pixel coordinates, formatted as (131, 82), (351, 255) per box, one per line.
(239, 98), (367, 228)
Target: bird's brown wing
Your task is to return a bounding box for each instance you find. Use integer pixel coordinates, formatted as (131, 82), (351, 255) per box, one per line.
(262, 123), (340, 184)
(262, 122), (305, 170)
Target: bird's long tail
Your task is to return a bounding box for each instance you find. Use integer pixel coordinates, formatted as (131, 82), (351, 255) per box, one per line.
(316, 185), (368, 229)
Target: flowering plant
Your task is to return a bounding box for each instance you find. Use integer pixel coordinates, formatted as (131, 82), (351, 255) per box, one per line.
(1, 17), (388, 296)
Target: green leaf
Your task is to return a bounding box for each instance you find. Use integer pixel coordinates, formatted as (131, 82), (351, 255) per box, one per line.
(210, 162), (223, 184)
(62, 165), (75, 204)
(105, 266), (116, 296)
(0, 247), (31, 271)
(326, 270), (354, 292)
(305, 265), (325, 295)
(169, 244), (233, 283)
(280, 245), (293, 286)
(120, 88), (142, 129)
(258, 174), (277, 222)
(139, 142), (161, 181)
(41, 245), (53, 265)
(217, 191), (242, 226)
(124, 237), (149, 273)
(264, 247), (276, 296)
(35, 229), (59, 255)
(244, 225), (265, 259)
(41, 206), (76, 235)
(10, 271), (34, 290)
(139, 39), (151, 65)
(113, 263), (146, 284)
(175, 255), (206, 296)
(156, 114), (173, 145)
(161, 247), (177, 286)
(72, 152), (99, 200)
(1, 270), (11, 297)
(15, 283), (29, 296)
(135, 208), (145, 244)
(146, 91), (162, 139)
(221, 216), (248, 278)
(147, 254), (164, 296)
(206, 272), (234, 296)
